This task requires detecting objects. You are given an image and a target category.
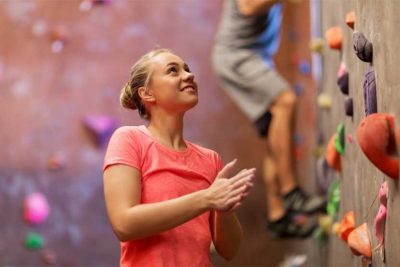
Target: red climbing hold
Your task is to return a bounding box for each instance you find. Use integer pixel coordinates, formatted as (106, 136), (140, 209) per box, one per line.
(357, 113), (398, 179)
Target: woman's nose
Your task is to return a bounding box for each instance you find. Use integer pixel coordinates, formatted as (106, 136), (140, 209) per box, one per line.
(183, 71), (194, 81)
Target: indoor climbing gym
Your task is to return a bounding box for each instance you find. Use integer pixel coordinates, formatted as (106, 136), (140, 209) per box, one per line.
(1, 0), (399, 266)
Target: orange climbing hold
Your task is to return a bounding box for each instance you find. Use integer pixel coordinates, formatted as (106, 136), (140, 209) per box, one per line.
(346, 11), (355, 29)
(326, 134), (341, 172)
(325, 27), (343, 50)
(347, 223), (372, 259)
(357, 113), (398, 179)
(338, 211), (355, 242)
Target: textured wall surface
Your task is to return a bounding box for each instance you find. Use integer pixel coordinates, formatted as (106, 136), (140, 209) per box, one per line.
(319, 0), (400, 266)
(0, 0), (317, 266)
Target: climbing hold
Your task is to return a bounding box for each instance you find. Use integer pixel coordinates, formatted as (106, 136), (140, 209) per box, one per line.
(50, 25), (69, 53)
(319, 214), (333, 234)
(24, 192), (50, 225)
(298, 59), (311, 75)
(325, 27), (343, 50)
(47, 152), (66, 172)
(293, 133), (304, 145)
(337, 62), (349, 95)
(347, 134), (353, 144)
(79, 0), (112, 11)
(334, 123), (345, 155)
(338, 211), (355, 242)
(347, 223), (372, 259)
(309, 38), (324, 54)
(363, 67), (377, 116)
(42, 248), (57, 265)
(316, 157), (336, 195)
(92, 0), (113, 4)
(293, 83), (304, 96)
(317, 92), (332, 110)
(25, 232), (44, 250)
(327, 178), (340, 220)
(344, 97), (353, 117)
(326, 134), (341, 172)
(332, 222), (341, 235)
(374, 181), (388, 252)
(378, 181), (388, 206)
(346, 11), (355, 29)
(374, 204), (387, 247)
(353, 31), (373, 63)
(357, 113), (398, 179)
(83, 115), (118, 148)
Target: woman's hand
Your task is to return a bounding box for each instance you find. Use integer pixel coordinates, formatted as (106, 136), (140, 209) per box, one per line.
(206, 159), (255, 212)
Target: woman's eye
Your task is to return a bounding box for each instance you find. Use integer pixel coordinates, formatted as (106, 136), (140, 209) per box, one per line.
(168, 67), (178, 73)
(184, 67), (191, 73)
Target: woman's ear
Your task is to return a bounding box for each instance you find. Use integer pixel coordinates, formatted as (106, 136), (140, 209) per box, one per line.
(138, 86), (155, 104)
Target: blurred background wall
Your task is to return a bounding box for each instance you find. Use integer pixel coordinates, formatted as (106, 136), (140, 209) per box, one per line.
(0, 0), (318, 266)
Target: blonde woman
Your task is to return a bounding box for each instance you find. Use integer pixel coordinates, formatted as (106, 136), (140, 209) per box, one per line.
(103, 48), (255, 267)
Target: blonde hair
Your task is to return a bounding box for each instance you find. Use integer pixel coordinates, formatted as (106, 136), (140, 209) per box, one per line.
(120, 48), (171, 120)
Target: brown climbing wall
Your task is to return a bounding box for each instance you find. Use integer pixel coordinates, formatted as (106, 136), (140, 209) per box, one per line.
(0, 0), (318, 266)
(319, 0), (400, 266)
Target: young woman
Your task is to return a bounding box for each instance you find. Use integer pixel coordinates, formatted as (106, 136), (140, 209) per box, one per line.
(103, 48), (255, 267)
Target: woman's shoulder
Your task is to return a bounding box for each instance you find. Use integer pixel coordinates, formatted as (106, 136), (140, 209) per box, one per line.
(113, 125), (146, 135)
(187, 141), (220, 158)
(111, 125), (149, 141)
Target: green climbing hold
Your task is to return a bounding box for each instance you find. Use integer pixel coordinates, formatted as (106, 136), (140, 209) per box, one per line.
(327, 178), (341, 220)
(25, 232), (44, 250)
(334, 123), (345, 155)
(313, 226), (328, 246)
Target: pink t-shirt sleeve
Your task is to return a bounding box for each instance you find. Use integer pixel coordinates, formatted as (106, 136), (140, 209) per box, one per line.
(213, 152), (223, 179)
(103, 127), (142, 172)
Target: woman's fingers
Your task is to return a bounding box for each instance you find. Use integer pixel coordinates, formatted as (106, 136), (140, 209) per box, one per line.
(228, 170), (255, 190)
(216, 159), (237, 179)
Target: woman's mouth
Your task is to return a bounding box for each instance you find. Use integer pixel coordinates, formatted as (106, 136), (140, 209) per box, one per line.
(181, 86), (197, 93)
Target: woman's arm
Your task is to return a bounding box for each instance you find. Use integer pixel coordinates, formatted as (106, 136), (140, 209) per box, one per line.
(209, 161), (254, 261)
(236, 0), (281, 17)
(103, 163), (254, 242)
(211, 211), (243, 261)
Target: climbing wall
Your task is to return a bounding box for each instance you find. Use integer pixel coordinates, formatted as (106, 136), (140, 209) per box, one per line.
(316, 0), (400, 266)
(0, 0), (318, 266)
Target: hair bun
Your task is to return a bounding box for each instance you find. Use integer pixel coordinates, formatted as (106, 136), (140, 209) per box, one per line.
(120, 83), (137, 110)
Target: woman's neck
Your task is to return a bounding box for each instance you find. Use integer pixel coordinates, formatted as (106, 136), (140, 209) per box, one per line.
(147, 113), (186, 151)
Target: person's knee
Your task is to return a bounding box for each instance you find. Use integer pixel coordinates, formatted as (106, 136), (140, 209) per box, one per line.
(272, 90), (297, 113)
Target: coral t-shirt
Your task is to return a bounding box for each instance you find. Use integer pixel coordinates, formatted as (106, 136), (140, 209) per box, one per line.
(103, 125), (223, 267)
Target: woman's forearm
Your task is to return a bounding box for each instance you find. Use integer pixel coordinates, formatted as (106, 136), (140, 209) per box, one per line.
(211, 211), (243, 261)
(114, 189), (210, 241)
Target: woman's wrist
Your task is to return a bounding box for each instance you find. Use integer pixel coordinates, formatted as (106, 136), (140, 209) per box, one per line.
(197, 189), (214, 212)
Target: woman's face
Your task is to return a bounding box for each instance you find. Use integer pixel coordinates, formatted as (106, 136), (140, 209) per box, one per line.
(146, 52), (198, 114)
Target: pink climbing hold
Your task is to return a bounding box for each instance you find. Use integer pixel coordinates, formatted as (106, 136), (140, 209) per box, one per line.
(83, 115), (118, 148)
(374, 204), (387, 246)
(347, 134), (353, 144)
(24, 192), (50, 225)
(378, 181), (388, 206)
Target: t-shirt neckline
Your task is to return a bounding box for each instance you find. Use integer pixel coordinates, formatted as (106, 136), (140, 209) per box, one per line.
(138, 125), (192, 155)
